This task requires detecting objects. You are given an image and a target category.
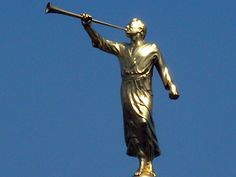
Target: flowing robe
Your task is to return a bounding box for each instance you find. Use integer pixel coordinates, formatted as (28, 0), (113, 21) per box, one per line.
(85, 28), (172, 160)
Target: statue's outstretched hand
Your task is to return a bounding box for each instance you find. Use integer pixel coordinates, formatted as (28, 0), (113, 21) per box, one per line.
(169, 83), (180, 100)
(81, 13), (92, 27)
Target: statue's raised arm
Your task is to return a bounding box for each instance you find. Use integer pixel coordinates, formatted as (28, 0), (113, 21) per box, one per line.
(81, 13), (124, 56)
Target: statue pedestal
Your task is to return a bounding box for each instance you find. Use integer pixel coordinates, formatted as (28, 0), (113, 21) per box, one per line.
(133, 174), (156, 177)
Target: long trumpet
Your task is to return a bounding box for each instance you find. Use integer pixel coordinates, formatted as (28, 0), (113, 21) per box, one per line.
(45, 2), (126, 31)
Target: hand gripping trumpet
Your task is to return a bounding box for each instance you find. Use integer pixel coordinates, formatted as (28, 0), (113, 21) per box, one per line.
(45, 2), (126, 31)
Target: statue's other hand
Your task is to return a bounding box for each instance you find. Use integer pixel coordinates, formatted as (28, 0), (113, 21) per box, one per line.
(169, 84), (180, 100)
(81, 13), (92, 26)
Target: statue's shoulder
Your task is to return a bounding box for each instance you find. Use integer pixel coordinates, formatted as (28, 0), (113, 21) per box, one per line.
(117, 42), (130, 51)
(144, 42), (160, 52)
(111, 41), (127, 52)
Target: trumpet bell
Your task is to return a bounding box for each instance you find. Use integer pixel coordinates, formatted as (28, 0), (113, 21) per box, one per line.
(45, 2), (52, 14)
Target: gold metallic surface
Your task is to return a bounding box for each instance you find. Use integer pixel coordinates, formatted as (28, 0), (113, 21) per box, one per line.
(134, 159), (156, 177)
(47, 7), (180, 175)
(81, 17), (180, 176)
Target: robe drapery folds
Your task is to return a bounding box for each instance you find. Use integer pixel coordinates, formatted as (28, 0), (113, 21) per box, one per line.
(88, 30), (164, 160)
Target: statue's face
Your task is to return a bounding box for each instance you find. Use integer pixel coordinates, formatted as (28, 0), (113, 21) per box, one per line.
(126, 18), (146, 39)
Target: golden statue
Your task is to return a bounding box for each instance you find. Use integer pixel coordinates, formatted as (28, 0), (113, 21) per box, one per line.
(46, 3), (180, 177)
(81, 14), (180, 177)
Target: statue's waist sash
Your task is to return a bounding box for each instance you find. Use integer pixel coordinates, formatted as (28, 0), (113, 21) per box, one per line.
(122, 73), (151, 81)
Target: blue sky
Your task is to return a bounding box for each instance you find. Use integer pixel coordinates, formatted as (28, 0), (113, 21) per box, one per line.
(1, 0), (236, 177)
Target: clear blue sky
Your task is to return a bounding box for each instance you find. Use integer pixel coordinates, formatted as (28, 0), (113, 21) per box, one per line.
(1, 0), (236, 177)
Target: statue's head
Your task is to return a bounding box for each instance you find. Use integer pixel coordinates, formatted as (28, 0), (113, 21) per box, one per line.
(126, 18), (147, 39)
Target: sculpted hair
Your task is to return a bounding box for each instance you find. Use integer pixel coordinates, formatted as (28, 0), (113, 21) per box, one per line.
(129, 18), (147, 39)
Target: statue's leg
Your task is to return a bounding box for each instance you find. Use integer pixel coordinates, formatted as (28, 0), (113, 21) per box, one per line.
(144, 161), (156, 177)
(134, 158), (156, 177)
(134, 158), (146, 176)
